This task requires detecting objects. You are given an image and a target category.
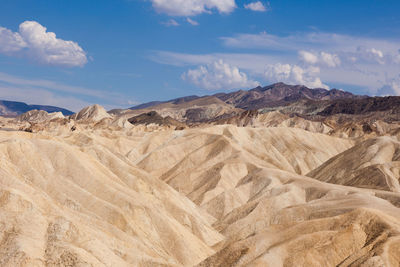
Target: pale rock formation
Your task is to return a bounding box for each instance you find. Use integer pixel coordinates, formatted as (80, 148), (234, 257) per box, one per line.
(70, 104), (112, 122)
(16, 110), (64, 122)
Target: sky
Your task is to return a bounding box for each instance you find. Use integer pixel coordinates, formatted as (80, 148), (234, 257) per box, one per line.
(0, 0), (400, 111)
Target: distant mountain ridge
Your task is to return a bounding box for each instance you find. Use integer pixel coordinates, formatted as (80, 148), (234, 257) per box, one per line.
(0, 100), (73, 116)
(130, 83), (365, 111)
(130, 95), (200, 110)
(214, 82), (365, 109)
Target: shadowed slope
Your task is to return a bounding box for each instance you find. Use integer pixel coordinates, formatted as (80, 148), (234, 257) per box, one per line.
(308, 136), (400, 192)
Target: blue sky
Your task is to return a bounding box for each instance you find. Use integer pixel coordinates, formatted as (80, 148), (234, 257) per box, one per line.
(0, 0), (399, 111)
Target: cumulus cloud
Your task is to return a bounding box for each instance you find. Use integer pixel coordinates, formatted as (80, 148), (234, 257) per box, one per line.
(187, 18), (199, 26)
(299, 51), (340, 67)
(182, 59), (259, 90)
(0, 21), (87, 67)
(0, 27), (27, 54)
(154, 29), (400, 95)
(298, 51), (318, 65)
(320, 52), (341, 67)
(150, 0), (236, 16)
(220, 31), (399, 94)
(244, 1), (267, 12)
(264, 63), (328, 89)
(354, 47), (385, 64)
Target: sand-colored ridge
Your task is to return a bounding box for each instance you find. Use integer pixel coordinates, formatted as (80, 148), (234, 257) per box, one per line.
(0, 130), (223, 266)
(70, 104), (112, 122)
(215, 110), (333, 134)
(308, 136), (400, 192)
(0, 112), (400, 266)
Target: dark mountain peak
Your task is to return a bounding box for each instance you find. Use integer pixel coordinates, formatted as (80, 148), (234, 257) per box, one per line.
(251, 82), (289, 92)
(318, 96), (400, 117)
(128, 111), (186, 129)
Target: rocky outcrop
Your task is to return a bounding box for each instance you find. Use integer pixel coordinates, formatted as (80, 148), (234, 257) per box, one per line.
(70, 104), (112, 122)
(16, 109), (64, 122)
(128, 111), (186, 129)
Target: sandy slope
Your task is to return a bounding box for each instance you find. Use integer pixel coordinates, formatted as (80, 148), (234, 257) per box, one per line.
(0, 130), (223, 266)
(308, 136), (400, 192)
(0, 110), (400, 266)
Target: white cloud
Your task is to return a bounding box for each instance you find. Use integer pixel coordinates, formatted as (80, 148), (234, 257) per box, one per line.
(320, 52), (341, 67)
(354, 47), (385, 64)
(244, 1), (267, 12)
(153, 28), (400, 95)
(369, 48), (384, 58)
(182, 59), (259, 90)
(187, 18), (199, 26)
(221, 32), (400, 56)
(0, 21), (87, 67)
(0, 27), (27, 54)
(152, 50), (400, 95)
(376, 78), (400, 96)
(298, 51), (318, 65)
(264, 63), (328, 89)
(390, 81), (400, 95)
(219, 31), (400, 95)
(299, 51), (340, 67)
(150, 0), (236, 16)
(163, 19), (180, 26)
(151, 50), (288, 74)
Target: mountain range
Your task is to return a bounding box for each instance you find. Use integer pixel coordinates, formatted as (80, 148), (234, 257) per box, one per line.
(130, 82), (365, 111)
(0, 100), (73, 117)
(3, 83), (400, 125)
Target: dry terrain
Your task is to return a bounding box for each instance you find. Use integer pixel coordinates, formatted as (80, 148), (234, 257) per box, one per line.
(0, 103), (399, 266)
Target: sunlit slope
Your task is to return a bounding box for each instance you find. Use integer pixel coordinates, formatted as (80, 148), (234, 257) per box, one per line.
(132, 126), (353, 218)
(124, 126), (400, 266)
(308, 136), (400, 192)
(195, 165), (400, 266)
(1, 115), (400, 266)
(0, 131), (223, 266)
